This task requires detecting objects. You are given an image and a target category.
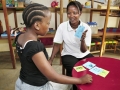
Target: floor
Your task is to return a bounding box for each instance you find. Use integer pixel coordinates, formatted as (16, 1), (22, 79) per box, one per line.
(0, 51), (119, 90)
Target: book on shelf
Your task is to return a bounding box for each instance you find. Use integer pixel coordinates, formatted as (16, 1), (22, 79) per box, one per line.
(0, 31), (16, 37)
(1, 33), (15, 37)
(47, 28), (56, 34)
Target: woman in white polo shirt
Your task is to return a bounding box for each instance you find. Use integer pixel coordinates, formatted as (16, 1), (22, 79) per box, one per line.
(49, 1), (93, 89)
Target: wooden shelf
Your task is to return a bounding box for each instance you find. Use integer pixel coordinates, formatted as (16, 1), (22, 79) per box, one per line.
(55, 7), (108, 13)
(1, 32), (120, 40)
(100, 14), (120, 17)
(100, 9), (120, 17)
(49, 7), (56, 12)
(0, 36), (15, 40)
(0, 33), (55, 40)
(92, 31), (120, 37)
(110, 9), (120, 11)
(56, 7), (120, 13)
(89, 0), (104, 4)
(83, 8), (107, 13)
(0, 3), (119, 12)
(0, 7), (25, 11)
(0, 7), (56, 12)
(91, 8), (107, 11)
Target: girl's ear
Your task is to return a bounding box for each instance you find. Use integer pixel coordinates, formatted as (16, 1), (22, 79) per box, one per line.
(34, 22), (40, 31)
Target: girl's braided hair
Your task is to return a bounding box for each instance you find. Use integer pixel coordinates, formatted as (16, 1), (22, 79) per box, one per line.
(22, 3), (49, 28)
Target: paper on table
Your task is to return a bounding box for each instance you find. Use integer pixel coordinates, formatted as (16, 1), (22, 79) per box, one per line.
(89, 66), (103, 75)
(98, 69), (110, 78)
(74, 66), (86, 72)
(83, 61), (96, 69)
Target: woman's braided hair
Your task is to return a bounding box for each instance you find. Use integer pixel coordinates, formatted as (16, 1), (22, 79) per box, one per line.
(22, 3), (49, 28)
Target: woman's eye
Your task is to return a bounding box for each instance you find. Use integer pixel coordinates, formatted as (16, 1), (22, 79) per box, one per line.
(67, 12), (79, 15)
(67, 12), (70, 15)
(73, 12), (78, 15)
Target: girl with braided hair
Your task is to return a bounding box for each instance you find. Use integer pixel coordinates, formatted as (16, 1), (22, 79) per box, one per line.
(15, 3), (92, 90)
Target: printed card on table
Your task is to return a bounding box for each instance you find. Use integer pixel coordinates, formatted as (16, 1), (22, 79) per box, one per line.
(83, 61), (96, 69)
(75, 25), (85, 39)
(98, 69), (110, 78)
(89, 66), (103, 75)
(74, 66), (86, 72)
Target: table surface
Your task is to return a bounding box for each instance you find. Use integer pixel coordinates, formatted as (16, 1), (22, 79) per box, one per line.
(72, 57), (120, 90)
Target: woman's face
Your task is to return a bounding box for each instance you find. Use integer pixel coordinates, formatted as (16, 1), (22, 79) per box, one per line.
(67, 5), (81, 24)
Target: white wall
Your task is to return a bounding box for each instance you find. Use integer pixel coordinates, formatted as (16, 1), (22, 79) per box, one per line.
(0, 0), (119, 51)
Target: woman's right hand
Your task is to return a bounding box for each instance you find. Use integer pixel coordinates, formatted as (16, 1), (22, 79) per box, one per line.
(80, 74), (92, 84)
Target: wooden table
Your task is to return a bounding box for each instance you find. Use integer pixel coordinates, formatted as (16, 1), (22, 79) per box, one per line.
(72, 57), (120, 90)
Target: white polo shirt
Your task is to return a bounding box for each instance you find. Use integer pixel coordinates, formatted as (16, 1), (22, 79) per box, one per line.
(53, 20), (92, 58)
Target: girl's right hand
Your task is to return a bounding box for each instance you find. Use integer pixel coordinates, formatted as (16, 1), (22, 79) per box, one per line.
(80, 74), (92, 84)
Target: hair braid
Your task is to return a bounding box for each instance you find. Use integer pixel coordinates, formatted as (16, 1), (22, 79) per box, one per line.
(22, 3), (49, 27)
(22, 3), (43, 21)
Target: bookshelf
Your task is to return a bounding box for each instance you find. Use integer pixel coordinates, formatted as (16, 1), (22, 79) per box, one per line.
(0, 0), (57, 69)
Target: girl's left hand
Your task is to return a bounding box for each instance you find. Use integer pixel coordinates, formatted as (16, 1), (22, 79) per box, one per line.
(81, 30), (88, 41)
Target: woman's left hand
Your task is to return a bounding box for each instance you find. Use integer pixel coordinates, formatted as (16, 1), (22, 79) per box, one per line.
(81, 30), (88, 41)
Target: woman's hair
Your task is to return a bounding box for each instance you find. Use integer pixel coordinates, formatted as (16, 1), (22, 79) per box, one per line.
(67, 1), (82, 13)
(22, 3), (49, 28)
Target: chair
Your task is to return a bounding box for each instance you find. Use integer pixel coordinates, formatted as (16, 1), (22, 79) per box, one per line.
(103, 38), (118, 53)
(61, 58), (66, 75)
(12, 40), (19, 59)
(59, 44), (66, 75)
(114, 36), (120, 52)
(92, 28), (120, 54)
(89, 38), (102, 53)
